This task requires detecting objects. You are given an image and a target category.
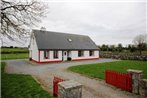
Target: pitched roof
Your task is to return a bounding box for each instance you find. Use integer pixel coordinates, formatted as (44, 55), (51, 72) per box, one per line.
(33, 30), (98, 50)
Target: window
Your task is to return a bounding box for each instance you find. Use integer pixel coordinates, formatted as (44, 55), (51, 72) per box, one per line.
(89, 50), (94, 56)
(67, 38), (72, 42)
(78, 50), (84, 57)
(54, 51), (58, 58)
(44, 51), (49, 59)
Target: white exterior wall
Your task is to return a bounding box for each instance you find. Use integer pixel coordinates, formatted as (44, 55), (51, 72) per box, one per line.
(40, 50), (99, 62)
(40, 50), (62, 62)
(29, 35), (38, 61)
(29, 35), (99, 63)
(71, 50), (99, 60)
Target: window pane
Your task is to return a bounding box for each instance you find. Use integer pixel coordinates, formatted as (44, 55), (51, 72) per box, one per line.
(44, 51), (49, 59)
(89, 50), (94, 56)
(54, 51), (58, 58)
(78, 51), (84, 57)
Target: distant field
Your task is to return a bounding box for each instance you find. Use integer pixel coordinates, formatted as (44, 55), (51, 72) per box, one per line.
(68, 60), (147, 80)
(1, 53), (28, 60)
(1, 47), (28, 54)
(1, 62), (52, 98)
(1, 47), (29, 60)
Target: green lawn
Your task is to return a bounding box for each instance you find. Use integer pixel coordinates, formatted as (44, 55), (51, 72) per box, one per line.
(1, 62), (52, 98)
(68, 60), (147, 80)
(1, 53), (29, 60)
(1, 47), (29, 60)
(1, 47), (28, 54)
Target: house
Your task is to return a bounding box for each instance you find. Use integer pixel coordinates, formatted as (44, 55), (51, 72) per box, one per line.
(29, 29), (99, 63)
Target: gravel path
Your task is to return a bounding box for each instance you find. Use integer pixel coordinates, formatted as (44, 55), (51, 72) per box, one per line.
(4, 59), (140, 98)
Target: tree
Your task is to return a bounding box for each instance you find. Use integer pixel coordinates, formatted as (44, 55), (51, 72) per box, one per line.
(1, 0), (48, 40)
(133, 34), (147, 55)
(109, 45), (116, 52)
(128, 44), (136, 52)
(101, 44), (109, 51)
(117, 43), (123, 52)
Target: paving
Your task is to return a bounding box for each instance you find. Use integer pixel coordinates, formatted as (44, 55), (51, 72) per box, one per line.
(4, 59), (140, 98)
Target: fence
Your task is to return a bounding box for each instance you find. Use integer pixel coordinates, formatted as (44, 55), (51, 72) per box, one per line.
(105, 70), (132, 92)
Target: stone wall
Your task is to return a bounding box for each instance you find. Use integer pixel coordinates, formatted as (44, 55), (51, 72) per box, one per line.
(127, 69), (147, 97)
(139, 79), (147, 98)
(100, 54), (147, 61)
(58, 80), (82, 98)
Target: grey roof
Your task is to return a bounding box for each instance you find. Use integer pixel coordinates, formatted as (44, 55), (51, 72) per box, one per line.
(33, 30), (98, 50)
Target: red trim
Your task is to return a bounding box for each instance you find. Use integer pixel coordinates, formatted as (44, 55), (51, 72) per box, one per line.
(72, 57), (99, 61)
(31, 57), (99, 64)
(31, 59), (62, 64)
(38, 60), (62, 64)
(31, 59), (39, 63)
(38, 50), (40, 62)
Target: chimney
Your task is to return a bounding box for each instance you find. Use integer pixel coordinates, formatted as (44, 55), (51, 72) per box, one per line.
(40, 27), (46, 31)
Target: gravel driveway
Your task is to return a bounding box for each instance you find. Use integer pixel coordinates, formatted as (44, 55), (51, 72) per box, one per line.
(4, 59), (140, 98)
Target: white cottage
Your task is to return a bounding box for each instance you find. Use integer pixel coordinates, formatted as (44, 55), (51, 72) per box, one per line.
(29, 29), (99, 63)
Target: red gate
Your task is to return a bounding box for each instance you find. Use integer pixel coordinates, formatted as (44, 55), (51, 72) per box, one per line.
(53, 76), (64, 97)
(105, 70), (132, 92)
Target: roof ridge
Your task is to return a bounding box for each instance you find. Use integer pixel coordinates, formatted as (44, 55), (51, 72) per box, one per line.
(32, 29), (89, 37)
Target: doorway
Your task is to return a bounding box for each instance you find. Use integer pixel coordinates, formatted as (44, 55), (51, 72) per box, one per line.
(62, 51), (67, 61)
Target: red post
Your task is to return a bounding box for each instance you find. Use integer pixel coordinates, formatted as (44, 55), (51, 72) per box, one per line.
(53, 77), (64, 97)
(38, 50), (40, 62)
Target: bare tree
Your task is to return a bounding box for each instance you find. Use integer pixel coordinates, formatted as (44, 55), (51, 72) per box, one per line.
(133, 34), (147, 55)
(1, 0), (48, 41)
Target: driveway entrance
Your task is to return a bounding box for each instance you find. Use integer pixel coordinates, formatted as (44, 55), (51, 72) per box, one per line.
(5, 59), (139, 98)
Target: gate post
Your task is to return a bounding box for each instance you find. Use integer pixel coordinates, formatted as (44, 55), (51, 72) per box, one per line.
(127, 69), (143, 94)
(53, 77), (64, 97)
(139, 79), (147, 97)
(58, 80), (82, 98)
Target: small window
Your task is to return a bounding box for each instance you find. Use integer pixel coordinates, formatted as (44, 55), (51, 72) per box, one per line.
(64, 52), (66, 55)
(44, 51), (49, 59)
(54, 51), (58, 58)
(67, 38), (72, 42)
(78, 51), (84, 57)
(89, 50), (94, 56)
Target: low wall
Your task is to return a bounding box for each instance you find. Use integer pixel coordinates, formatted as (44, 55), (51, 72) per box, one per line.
(127, 69), (147, 98)
(100, 54), (147, 61)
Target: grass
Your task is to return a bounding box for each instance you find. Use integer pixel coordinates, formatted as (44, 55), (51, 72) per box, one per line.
(1, 53), (29, 60)
(1, 47), (28, 53)
(1, 47), (29, 60)
(68, 60), (147, 80)
(1, 62), (52, 98)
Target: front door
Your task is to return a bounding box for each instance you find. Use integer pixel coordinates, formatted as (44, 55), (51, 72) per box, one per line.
(63, 51), (67, 61)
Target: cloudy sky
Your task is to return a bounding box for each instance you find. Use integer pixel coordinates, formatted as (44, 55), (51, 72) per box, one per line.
(2, 0), (147, 47)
